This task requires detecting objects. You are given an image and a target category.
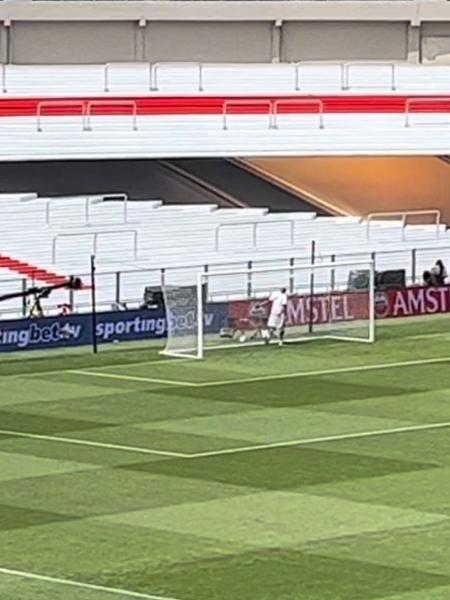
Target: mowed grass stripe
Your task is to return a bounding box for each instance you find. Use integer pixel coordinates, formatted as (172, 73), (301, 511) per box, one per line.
(0, 566), (183, 600)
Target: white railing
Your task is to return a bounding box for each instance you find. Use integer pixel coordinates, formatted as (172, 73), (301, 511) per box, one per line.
(1, 63), (6, 94)
(222, 98), (273, 130)
(52, 229), (138, 263)
(405, 97), (450, 127)
(272, 98), (324, 129)
(223, 97), (324, 130)
(150, 61), (204, 91)
(215, 219), (297, 250)
(294, 61), (345, 91)
(37, 100), (86, 131)
(366, 210), (441, 241)
(45, 193), (129, 226)
(37, 99), (139, 131)
(1, 61), (449, 97)
(1, 243), (449, 318)
(104, 61), (150, 92)
(343, 62), (396, 91)
(30, 92), (450, 137)
(84, 100), (138, 131)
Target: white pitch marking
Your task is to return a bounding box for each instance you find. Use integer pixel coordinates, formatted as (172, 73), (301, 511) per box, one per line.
(4, 357), (192, 379)
(69, 370), (196, 388)
(1, 421), (450, 462)
(409, 332), (450, 340)
(0, 566), (183, 600)
(194, 355), (450, 388)
(186, 420), (450, 459)
(0, 429), (189, 459)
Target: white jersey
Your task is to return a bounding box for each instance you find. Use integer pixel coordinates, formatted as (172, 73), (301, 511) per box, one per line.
(269, 291), (288, 318)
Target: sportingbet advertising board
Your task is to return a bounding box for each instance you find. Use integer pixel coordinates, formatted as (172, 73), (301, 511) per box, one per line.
(0, 304), (227, 353)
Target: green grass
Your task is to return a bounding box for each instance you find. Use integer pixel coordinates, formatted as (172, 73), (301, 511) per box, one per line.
(1, 316), (450, 599)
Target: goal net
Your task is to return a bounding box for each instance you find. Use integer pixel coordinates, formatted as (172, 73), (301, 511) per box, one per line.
(161, 259), (375, 359)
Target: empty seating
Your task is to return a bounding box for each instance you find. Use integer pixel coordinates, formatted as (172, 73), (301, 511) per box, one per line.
(2, 63), (450, 95)
(0, 193), (448, 317)
(1, 63), (450, 159)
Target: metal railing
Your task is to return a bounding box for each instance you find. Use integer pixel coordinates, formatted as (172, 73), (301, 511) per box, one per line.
(405, 97), (450, 127)
(37, 99), (139, 131)
(84, 100), (138, 131)
(150, 61), (204, 91)
(37, 100), (86, 132)
(294, 61), (398, 92)
(13, 63), (450, 134)
(104, 62), (149, 92)
(1, 243), (449, 319)
(343, 62), (396, 90)
(52, 229), (138, 263)
(45, 193), (129, 226)
(1, 60), (447, 98)
(294, 61), (345, 91)
(222, 98), (324, 130)
(366, 210), (442, 241)
(1, 63), (6, 94)
(272, 98), (324, 129)
(215, 219), (298, 250)
(222, 98), (273, 130)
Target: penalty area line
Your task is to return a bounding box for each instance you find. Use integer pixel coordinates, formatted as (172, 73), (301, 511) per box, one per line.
(187, 420), (450, 458)
(0, 429), (190, 459)
(1, 422), (449, 462)
(194, 355), (450, 388)
(0, 566), (183, 600)
(69, 370), (196, 387)
(4, 357), (193, 380)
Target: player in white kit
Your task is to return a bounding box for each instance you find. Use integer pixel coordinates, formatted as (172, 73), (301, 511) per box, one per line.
(265, 287), (288, 346)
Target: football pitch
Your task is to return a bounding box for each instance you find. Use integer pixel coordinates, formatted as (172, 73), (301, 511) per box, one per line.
(1, 316), (450, 600)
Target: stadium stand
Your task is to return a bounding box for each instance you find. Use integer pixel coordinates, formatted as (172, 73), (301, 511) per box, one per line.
(0, 193), (448, 317)
(1, 63), (450, 158)
(2, 63), (450, 94)
(0, 254), (68, 286)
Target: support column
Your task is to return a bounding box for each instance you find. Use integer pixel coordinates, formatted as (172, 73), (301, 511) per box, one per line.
(0, 20), (10, 64)
(407, 24), (421, 64)
(137, 18), (147, 62)
(271, 19), (282, 64)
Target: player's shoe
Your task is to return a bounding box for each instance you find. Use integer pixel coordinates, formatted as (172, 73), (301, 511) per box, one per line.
(278, 340), (284, 347)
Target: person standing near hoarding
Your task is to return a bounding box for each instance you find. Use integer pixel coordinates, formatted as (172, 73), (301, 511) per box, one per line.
(432, 260), (447, 286)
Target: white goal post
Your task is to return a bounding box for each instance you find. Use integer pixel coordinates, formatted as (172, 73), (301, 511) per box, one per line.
(161, 259), (375, 359)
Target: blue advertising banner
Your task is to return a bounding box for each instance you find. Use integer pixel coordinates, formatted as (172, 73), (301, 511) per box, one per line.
(0, 303), (228, 353)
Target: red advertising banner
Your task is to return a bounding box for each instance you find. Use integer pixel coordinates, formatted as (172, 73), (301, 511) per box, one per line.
(228, 285), (450, 330)
(229, 291), (369, 330)
(374, 285), (450, 319)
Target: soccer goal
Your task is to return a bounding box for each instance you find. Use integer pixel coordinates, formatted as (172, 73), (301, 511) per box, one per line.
(161, 259), (375, 359)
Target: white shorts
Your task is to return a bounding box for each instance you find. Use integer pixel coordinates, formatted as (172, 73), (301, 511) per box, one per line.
(268, 313), (285, 330)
